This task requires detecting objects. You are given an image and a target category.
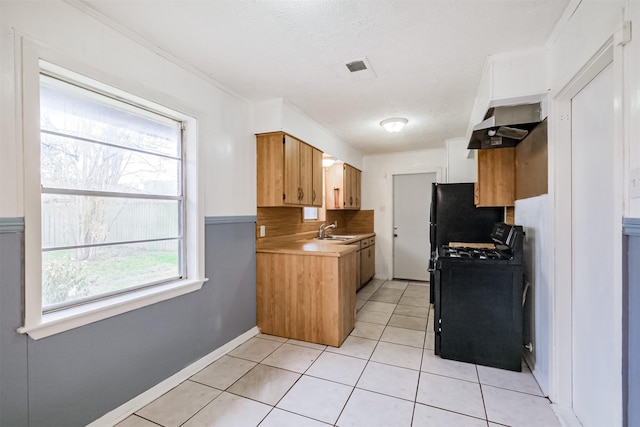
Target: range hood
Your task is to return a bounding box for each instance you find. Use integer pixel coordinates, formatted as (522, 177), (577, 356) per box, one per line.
(468, 102), (544, 149)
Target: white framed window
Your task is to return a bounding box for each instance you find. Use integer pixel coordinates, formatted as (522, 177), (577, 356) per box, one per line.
(303, 207), (318, 221)
(20, 59), (205, 339)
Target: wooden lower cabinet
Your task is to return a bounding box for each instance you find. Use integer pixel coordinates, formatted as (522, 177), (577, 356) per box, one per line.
(357, 237), (375, 289)
(355, 246), (362, 290)
(256, 251), (357, 347)
(361, 243), (375, 286)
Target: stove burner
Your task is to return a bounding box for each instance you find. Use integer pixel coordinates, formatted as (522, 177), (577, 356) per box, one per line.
(441, 246), (509, 260)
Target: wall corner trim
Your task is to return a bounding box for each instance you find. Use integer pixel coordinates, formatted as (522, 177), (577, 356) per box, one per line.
(0, 217), (25, 233)
(205, 215), (257, 225)
(623, 218), (640, 236)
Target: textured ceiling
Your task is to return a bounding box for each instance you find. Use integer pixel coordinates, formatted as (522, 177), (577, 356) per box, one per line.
(79, 0), (569, 154)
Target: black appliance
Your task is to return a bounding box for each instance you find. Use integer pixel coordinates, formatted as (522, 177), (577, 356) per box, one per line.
(428, 183), (504, 303)
(434, 223), (525, 372)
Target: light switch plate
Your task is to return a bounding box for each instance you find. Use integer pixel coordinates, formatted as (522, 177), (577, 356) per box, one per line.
(259, 225), (266, 237)
(631, 168), (640, 199)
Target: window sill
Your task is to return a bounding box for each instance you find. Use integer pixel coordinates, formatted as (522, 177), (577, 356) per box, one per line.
(17, 278), (207, 340)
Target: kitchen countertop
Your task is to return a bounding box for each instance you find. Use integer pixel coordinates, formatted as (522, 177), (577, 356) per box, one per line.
(256, 233), (375, 257)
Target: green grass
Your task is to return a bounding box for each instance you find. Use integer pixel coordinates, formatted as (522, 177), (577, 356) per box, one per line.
(85, 251), (180, 292)
(43, 249), (180, 304)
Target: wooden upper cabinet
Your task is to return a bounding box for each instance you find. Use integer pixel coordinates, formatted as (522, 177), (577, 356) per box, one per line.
(311, 148), (323, 207)
(326, 162), (362, 210)
(257, 133), (285, 207)
(474, 120), (547, 208)
(344, 164), (361, 209)
(257, 132), (323, 208)
(353, 166), (361, 209)
(283, 134), (302, 205)
(297, 140), (313, 206)
(476, 147), (515, 207)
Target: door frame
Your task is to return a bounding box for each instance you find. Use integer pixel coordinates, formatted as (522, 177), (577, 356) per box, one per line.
(383, 167), (443, 280)
(391, 172), (437, 281)
(550, 32), (625, 423)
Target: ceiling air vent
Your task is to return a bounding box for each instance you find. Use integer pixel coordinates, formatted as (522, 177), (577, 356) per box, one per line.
(342, 57), (376, 81)
(346, 60), (367, 73)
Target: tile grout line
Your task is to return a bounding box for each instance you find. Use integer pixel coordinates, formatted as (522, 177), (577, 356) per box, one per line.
(415, 403), (493, 424)
(333, 279), (394, 425)
(192, 337), (289, 426)
(145, 279), (433, 427)
(413, 282), (428, 427)
(138, 276), (552, 427)
(476, 361), (491, 424)
(251, 281), (422, 425)
(132, 413), (164, 426)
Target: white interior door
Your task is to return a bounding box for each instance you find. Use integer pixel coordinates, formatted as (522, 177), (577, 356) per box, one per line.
(392, 173), (435, 281)
(571, 62), (617, 425)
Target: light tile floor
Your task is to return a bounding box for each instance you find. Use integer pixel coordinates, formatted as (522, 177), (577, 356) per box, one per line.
(116, 279), (561, 427)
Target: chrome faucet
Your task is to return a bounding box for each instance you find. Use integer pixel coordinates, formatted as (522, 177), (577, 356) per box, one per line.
(318, 222), (337, 239)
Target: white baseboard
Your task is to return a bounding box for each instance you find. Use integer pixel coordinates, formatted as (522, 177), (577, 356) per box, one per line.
(88, 326), (260, 427)
(551, 403), (583, 427)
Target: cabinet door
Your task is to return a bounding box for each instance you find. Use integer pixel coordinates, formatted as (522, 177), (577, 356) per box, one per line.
(299, 142), (313, 205)
(344, 165), (355, 208)
(368, 244), (375, 282)
(257, 133), (285, 207)
(354, 169), (361, 209)
(476, 148), (515, 207)
(344, 165), (361, 210)
(283, 135), (302, 205)
(343, 164), (351, 208)
(325, 162), (360, 210)
(356, 249), (362, 290)
(361, 243), (375, 285)
(312, 148), (323, 207)
(325, 163), (344, 209)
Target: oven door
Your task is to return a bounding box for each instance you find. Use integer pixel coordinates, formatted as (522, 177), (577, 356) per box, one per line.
(438, 262), (524, 371)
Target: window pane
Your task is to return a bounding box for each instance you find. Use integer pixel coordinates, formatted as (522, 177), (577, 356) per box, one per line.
(42, 240), (181, 308)
(42, 194), (180, 249)
(39, 70), (184, 311)
(41, 132), (181, 196)
(40, 74), (181, 158)
(303, 207), (318, 220)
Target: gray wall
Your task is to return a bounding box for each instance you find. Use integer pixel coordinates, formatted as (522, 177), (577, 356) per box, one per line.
(624, 218), (640, 427)
(0, 216), (256, 426)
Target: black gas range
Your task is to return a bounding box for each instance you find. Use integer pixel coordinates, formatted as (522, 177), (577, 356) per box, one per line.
(434, 223), (525, 371)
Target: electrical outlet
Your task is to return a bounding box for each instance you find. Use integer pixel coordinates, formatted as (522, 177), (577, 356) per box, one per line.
(259, 225), (266, 237)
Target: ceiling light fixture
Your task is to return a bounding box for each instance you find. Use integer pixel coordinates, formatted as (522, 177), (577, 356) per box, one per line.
(322, 157), (336, 168)
(380, 117), (408, 133)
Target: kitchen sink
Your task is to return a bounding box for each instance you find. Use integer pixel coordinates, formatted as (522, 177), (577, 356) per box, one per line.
(315, 235), (357, 241)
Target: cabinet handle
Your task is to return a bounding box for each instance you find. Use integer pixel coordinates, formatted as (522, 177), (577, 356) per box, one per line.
(312, 190), (316, 201)
(300, 189), (304, 200)
(368, 249), (371, 258)
(350, 196), (353, 206)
